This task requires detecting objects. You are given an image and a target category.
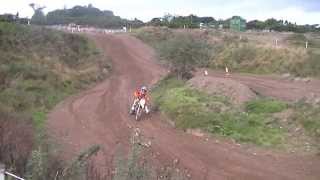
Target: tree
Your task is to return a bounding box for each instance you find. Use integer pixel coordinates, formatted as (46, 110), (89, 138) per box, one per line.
(29, 3), (46, 25)
(149, 18), (162, 26)
(45, 5), (143, 28)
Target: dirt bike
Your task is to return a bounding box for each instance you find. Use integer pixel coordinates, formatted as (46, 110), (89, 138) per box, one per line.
(133, 98), (147, 121)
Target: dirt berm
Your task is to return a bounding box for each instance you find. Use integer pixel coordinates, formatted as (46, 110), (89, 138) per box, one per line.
(188, 76), (257, 105)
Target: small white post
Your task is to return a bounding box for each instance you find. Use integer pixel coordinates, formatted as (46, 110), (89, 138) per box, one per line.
(184, 25), (186, 29)
(275, 39), (278, 47)
(306, 41), (308, 49)
(204, 70), (208, 76)
(225, 66), (230, 76)
(0, 163), (5, 180)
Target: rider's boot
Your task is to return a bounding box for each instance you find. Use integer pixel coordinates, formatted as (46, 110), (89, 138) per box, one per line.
(130, 106), (135, 114)
(145, 105), (150, 114)
(130, 100), (137, 114)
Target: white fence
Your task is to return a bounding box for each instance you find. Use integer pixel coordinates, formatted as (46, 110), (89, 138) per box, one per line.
(48, 25), (128, 35)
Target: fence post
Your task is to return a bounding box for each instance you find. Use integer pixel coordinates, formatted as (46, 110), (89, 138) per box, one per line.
(0, 163), (5, 180)
(306, 41), (308, 49)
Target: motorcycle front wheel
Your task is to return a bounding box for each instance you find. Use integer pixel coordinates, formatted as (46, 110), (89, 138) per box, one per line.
(135, 106), (141, 121)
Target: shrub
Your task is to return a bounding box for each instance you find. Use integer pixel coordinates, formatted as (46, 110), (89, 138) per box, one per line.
(158, 33), (211, 79)
(292, 50), (320, 77)
(292, 103), (320, 139)
(133, 27), (173, 46)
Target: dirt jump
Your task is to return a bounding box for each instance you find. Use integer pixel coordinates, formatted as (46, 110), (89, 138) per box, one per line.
(47, 34), (320, 180)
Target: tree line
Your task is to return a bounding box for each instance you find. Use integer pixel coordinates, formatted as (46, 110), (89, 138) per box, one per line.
(149, 14), (320, 33)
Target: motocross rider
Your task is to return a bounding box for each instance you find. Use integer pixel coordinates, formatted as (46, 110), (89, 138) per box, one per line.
(130, 86), (150, 114)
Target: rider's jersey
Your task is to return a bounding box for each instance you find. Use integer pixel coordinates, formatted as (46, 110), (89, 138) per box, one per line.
(134, 90), (148, 100)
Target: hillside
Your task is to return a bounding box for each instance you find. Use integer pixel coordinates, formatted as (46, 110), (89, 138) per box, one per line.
(134, 27), (320, 78)
(0, 22), (110, 179)
(36, 5), (144, 28)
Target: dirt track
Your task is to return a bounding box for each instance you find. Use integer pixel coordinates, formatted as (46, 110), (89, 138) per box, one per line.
(47, 34), (320, 180)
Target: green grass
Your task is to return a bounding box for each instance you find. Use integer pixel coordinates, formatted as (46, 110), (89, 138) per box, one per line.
(246, 99), (287, 114)
(32, 111), (47, 130)
(152, 76), (286, 147)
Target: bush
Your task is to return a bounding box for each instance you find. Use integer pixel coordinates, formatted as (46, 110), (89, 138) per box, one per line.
(134, 27), (173, 46)
(158, 33), (211, 79)
(292, 50), (320, 77)
(292, 103), (320, 139)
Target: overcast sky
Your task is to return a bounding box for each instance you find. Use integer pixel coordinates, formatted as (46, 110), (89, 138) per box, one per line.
(0, 0), (319, 25)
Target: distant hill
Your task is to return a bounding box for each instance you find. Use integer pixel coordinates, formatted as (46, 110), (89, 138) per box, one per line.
(37, 4), (144, 28)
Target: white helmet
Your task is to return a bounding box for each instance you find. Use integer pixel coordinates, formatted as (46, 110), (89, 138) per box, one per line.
(141, 86), (147, 92)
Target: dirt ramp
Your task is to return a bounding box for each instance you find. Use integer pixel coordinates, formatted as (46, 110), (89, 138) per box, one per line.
(188, 76), (256, 105)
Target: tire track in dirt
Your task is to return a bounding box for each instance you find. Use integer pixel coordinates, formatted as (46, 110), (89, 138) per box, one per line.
(47, 34), (320, 180)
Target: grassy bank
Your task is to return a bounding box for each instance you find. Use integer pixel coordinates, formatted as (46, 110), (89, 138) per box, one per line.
(152, 76), (288, 147)
(0, 22), (110, 125)
(134, 27), (320, 78)
(0, 22), (110, 179)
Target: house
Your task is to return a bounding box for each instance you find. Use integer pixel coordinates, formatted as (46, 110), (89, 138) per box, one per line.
(230, 16), (246, 32)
